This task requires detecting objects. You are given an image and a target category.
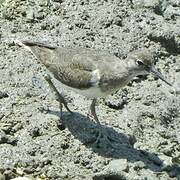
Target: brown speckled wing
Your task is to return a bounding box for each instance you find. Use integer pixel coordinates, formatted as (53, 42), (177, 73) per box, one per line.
(22, 41), (97, 89)
(53, 66), (94, 89)
(48, 51), (98, 89)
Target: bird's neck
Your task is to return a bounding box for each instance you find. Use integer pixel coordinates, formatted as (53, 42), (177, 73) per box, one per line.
(115, 60), (137, 79)
(104, 61), (136, 89)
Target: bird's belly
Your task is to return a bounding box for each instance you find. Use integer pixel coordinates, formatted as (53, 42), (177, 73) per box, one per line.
(75, 86), (111, 98)
(57, 81), (111, 98)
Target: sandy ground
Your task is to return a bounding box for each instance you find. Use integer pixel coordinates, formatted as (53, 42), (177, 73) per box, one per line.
(0, 0), (180, 179)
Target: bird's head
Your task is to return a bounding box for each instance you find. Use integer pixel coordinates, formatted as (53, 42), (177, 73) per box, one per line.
(127, 49), (172, 86)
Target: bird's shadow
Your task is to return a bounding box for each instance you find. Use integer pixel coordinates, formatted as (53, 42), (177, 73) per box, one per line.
(45, 109), (178, 174)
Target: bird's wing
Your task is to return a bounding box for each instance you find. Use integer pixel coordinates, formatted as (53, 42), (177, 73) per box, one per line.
(19, 41), (100, 89)
(50, 49), (101, 89)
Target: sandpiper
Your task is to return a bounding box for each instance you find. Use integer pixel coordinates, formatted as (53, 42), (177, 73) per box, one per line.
(17, 41), (172, 144)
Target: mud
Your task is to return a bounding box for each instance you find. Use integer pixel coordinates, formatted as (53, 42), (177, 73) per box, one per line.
(0, 0), (180, 179)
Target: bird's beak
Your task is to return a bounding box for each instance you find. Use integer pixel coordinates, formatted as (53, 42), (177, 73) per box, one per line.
(149, 65), (172, 86)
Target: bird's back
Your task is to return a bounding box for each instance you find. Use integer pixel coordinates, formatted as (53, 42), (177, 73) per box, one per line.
(21, 41), (123, 92)
(22, 41), (119, 66)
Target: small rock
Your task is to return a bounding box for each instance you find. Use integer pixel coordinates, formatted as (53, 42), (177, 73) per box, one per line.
(93, 159), (128, 180)
(105, 91), (127, 110)
(159, 154), (173, 170)
(35, 11), (45, 20)
(39, 173), (47, 179)
(12, 123), (23, 132)
(0, 130), (17, 145)
(164, 5), (180, 19)
(0, 130), (7, 143)
(16, 167), (24, 176)
(26, 9), (35, 22)
(108, 159), (128, 172)
(132, 0), (159, 8)
(29, 127), (41, 138)
(60, 142), (69, 150)
(0, 91), (8, 99)
(105, 97), (127, 109)
(133, 161), (146, 170)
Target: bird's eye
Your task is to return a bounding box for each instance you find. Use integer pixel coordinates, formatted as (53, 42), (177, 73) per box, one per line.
(136, 60), (144, 66)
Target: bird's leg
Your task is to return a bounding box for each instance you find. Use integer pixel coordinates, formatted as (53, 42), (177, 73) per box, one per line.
(90, 98), (113, 146)
(44, 74), (73, 118)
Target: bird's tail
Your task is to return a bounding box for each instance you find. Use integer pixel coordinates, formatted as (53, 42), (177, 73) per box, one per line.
(14, 39), (33, 52)
(15, 40), (56, 49)
(14, 40), (56, 66)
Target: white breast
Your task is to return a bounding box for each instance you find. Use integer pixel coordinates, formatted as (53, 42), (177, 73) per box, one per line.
(75, 86), (109, 98)
(89, 69), (101, 86)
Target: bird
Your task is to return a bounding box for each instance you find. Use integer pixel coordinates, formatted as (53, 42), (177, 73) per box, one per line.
(16, 40), (172, 145)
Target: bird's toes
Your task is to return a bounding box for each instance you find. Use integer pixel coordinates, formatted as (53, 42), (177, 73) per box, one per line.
(93, 128), (116, 148)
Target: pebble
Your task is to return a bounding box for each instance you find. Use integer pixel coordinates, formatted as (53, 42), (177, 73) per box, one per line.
(93, 159), (128, 180)
(0, 129), (17, 145)
(0, 91), (9, 99)
(133, 161), (146, 170)
(16, 167), (24, 176)
(105, 92), (127, 110)
(159, 154), (173, 170)
(132, 0), (159, 8)
(164, 5), (180, 19)
(0, 130), (7, 143)
(29, 127), (41, 138)
(109, 159), (128, 172)
(105, 97), (127, 109)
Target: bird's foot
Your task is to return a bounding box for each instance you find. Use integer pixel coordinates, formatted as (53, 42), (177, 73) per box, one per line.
(44, 74), (73, 114)
(93, 128), (117, 148)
